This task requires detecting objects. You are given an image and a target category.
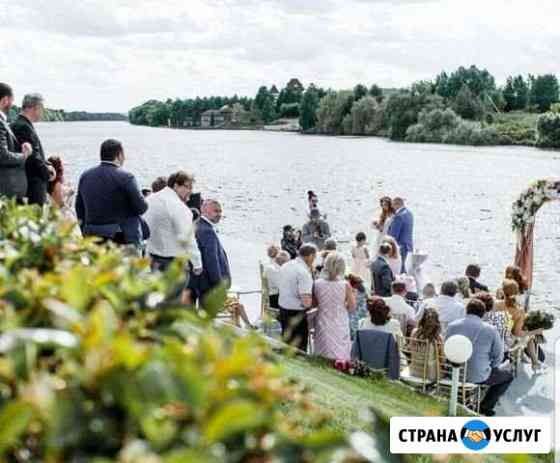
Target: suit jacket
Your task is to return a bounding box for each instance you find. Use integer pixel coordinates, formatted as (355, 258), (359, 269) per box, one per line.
(370, 256), (394, 297)
(388, 207), (414, 252)
(351, 330), (400, 379)
(11, 114), (51, 205)
(302, 219), (331, 250)
(0, 115), (26, 200)
(193, 217), (231, 296)
(75, 162), (148, 244)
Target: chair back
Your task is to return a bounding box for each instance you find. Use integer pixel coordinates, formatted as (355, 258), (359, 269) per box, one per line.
(400, 336), (440, 390)
(393, 314), (408, 337)
(437, 359), (481, 413)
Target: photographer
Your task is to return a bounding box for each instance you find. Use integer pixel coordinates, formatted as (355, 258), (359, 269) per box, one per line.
(302, 208), (331, 251)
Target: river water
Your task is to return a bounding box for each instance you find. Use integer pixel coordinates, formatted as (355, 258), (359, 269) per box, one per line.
(38, 121), (560, 415)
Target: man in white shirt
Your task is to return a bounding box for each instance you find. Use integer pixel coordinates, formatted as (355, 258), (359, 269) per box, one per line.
(144, 171), (202, 275)
(384, 280), (416, 335)
(265, 248), (290, 309)
(416, 280), (465, 325)
(278, 244), (317, 351)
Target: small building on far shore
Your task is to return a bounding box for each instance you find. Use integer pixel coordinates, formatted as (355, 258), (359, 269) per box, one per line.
(201, 109), (225, 128)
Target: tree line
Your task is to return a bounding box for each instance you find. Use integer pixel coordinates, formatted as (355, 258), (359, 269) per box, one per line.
(7, 106), (127, 122)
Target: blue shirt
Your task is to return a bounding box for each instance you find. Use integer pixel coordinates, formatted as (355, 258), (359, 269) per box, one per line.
(446, 315), (504, 384)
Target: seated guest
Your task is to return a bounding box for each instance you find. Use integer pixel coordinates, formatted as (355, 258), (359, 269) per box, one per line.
(47, 156), (77, 223)
(281, 225), (299, 259)
(316, 238), (337, 277)
(347, 273), (368, 340)
(456, 276), (471, 301)
(466, 264), (489, 294)
(410, 307), (444, 381)
(151, 176), (168, 193)
(380, 235), (402, 277)
(143, 171), (202, 274)
(495, 279), (545, 374)
(313, 252), (356, 360)
(446, 299), (513, 416)
(359, 296), (403, 339)
(384, 280), (416, 336)
(302, 208), (331, 250)
(422, 283), (437, 300)
(403, 274), (419, 307)
(478, 292), (511, 351)
(504, 265), (529, 309)
(76, 139), (148, 247)
(416, 280), (465, 326)
(265, 247), (290, 309)
(370, 243), (394, 297)
(278, 244), (317, 351)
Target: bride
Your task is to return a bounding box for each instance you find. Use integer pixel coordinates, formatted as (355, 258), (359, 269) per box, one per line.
(372, 196), (395, 251)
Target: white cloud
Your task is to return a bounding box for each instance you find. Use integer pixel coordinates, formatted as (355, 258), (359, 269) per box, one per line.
(0, 0), (558, 111)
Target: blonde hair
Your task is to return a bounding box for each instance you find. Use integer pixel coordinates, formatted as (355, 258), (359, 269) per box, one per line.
(267, 245), (279, 259)
(324, 252), (346, 281)
(502, 279), (519, 308)
(381, 235), (401, 259)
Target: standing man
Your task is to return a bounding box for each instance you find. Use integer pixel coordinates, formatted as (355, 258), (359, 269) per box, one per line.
(0, 83), (32, 201)
(143, 170), (202, 273)
(388, 197), (414, 273)
(11, 93), (56, 206)
(193, 199), (231, 306)
(370, 243), (394, 297)
(302, 208), (331, 251)
(76, 139), (148, 246)
(278, 243), (316, 351)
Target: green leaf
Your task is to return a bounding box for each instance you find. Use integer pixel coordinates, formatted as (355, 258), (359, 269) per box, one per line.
(204, 400), (264, 443)
(0, 401), (34, 455)
(163, 448), (221, 463)
(200, 284), (227, 320)
(60, 268), (93, 311)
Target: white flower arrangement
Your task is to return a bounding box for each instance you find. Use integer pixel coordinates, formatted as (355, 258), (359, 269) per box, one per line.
(512, 179), (560, 234)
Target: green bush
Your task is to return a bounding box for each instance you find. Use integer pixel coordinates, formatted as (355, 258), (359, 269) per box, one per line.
(0, 200), (368, 462)
(350, 96), (384, 135)
(494, 122), (536, 146)
(536, 112), (560, 148)
(384, 93), (444, 140)
(278, 102), (300, 118)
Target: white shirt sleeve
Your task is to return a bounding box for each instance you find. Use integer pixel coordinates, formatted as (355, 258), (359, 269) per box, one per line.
(170, 198), (202, 270)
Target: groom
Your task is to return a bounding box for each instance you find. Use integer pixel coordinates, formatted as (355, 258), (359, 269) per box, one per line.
(388, 197), (414, 273)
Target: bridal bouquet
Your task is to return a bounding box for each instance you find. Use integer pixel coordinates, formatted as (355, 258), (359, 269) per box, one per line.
(523, 310), (555, 344)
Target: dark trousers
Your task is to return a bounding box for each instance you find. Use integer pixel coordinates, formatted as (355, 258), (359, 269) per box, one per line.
(479, 366), (514, 413)
(150, 254), (174, 272)
(279, 307), (308, 352)
(269, 294), (279, 309)
(400, 246), (409, 273)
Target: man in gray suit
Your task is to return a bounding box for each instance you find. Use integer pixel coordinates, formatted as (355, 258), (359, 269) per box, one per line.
(0, 83), (32, 201)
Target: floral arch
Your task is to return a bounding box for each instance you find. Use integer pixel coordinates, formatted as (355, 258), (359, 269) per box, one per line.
(512, 179), (560, 288)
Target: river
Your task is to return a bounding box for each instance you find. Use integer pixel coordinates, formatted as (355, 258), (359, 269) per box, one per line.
(38, 121), (560, 415)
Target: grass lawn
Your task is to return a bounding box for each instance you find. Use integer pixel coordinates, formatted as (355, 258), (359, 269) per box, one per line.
(494, 111), (539, 127)
(281, 355), (552, 463)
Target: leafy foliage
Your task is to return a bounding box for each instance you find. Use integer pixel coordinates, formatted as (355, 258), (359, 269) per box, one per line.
(452, 85), (484, 120)
(536, 112), (560, 148)
(529, 74), (560, 112)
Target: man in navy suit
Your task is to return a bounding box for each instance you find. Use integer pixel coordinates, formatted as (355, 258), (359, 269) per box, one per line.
(193, 199), (231, 307)
(388, 197), (414, 273)
(76, 139), (148, 247)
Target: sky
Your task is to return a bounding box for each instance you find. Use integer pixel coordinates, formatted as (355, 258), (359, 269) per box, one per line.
(1, 0), (559, 112)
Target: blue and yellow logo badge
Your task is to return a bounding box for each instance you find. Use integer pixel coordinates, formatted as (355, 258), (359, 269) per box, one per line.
(461, 420), (491, 451)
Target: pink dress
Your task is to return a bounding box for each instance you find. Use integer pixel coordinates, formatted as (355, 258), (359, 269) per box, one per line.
(313, 279), (351, 360)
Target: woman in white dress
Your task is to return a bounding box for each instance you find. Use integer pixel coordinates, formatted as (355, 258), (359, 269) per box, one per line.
(372, 196), (395, 251)
(351, 231), (370, 283)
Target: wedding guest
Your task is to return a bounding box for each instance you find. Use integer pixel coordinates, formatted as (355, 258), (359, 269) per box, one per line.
(307, 190), (319, 214)
(359, 296), (403, 339)
(372, 196), (395, 250)
(465, 264), (489, 294)
(351, 232), (370, 283)
(281, 225), (299, 259)
(11, 93), (56, 206)
(151, 176), (168, 193)
(278, 243), (316, 351)
(478, 292), (511, 350)
(0, 83), (32, 201)
(416, 281), (465, 326)
(47, 156), (66, 208)
(384, 280), (416, 336)
(143, 171), (202, 275)
(388, 197), (414, 273)
(371, 243), (394, 297)
(446, 299), (513, 416)
(495, 279), (544, 374)
(265, 247), (290, 309)
(456, 277), (471, 300)
(347, 273), (368, 340)
(422, 283), (437, 300)
(313, 252), (356, 360)
(316, 238), (336, 277)
(191, 199), (231, 307)
(410, 307), (444, 381)
(503, 265), (529, 309)
(302, 208), (331, 250)
(76, 139), (148, 247)
(381, 235), (402, 277)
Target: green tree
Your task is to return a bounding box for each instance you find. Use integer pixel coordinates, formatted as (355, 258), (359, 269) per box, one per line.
(351, 96), (382, 135)
(536, 112), (560, 147)
(530, 74), (559, 112)
(452, 84), (484, 120)
(299, 84), (321, 131)
(436, 65), (496, 99)
(353, 84), (368, 101)
(254, 86), (276, 123)
(384, 92), (444, 140)
(410, 80), (435, 96)
(513, 75), (529, 110)
(316, 90), (354, 134)
(369, 84), (383, 101)
(276, 78), (305, 111)
(503, 77), (516, 111)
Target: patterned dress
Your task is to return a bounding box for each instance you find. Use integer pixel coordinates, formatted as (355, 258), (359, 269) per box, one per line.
(349, 289), (368, 340)
(313, 278), (352, 360)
